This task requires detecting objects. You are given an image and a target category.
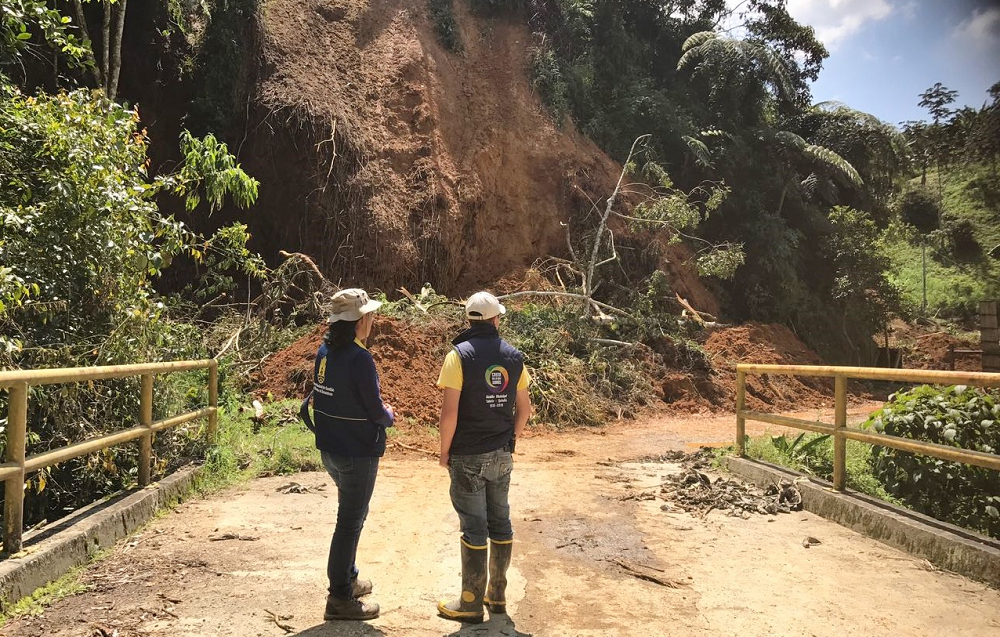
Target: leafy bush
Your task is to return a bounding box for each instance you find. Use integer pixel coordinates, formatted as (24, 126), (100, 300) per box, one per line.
(743, 432), (896, 501)
(897, 186), (941, 233)
(429, 0), (462, 53)
(866, 385), (1000, 538)
(0, 82), (262, 529)
(529, 46), (569, 124)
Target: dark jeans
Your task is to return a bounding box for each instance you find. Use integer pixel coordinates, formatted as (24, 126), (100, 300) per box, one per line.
(448, 449), (513, 547)
(322, 451), (380, 599)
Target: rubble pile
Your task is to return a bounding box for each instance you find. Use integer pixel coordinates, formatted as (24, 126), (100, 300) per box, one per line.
(660, 471), (803, 518)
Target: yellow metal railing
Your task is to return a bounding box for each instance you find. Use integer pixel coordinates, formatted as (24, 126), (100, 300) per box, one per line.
(735, 365), (1000, 490)
(0, 360), (218, 554)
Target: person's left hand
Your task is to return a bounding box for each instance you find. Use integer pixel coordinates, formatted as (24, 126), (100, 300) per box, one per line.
(383, 402), (395, 419)
(439, 451), (449, 468)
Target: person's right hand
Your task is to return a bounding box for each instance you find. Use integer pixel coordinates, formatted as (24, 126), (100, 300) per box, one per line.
(383, 402), (395, 419)
(439, 451), (449, 468)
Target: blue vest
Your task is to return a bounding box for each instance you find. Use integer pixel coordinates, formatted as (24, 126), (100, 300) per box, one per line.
(308, 341), (387, 456)
(451, 324), (524, 455)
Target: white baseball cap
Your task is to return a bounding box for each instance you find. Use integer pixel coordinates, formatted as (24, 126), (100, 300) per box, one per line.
(327, 288), (382, 323)
(465, 291), (506, 320)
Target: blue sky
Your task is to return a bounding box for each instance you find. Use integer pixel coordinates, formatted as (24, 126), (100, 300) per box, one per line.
(783, 0), (1000, 125)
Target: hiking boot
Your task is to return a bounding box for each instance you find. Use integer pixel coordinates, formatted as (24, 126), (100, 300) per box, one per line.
(437, 539), (487, 623)
(324, 595), (379, 621)
(483, 539), (513, 614)
(351, 577), (373, 597)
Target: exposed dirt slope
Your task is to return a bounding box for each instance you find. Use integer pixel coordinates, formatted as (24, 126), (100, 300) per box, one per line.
(236, 0), (714, 306)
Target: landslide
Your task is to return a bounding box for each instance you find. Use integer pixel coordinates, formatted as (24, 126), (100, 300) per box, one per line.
(233, 0), (714, 306)
(255, 316), (835, 423)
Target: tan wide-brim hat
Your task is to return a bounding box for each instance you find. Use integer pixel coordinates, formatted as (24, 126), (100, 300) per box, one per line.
(327, 288), (382, 323)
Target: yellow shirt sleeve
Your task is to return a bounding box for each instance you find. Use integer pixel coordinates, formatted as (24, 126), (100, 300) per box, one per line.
(437, 350), (531, 391)
(518, 365), (531, 390)
(437, 349), (463, 390)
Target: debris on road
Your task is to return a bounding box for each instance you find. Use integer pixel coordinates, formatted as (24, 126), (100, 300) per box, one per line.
(612, 559), (686, 588)
(264, 609), (295, 633)
(619, 451), (804, 518)
(207, 532), (260, 542)
(275, 481), (326, 494)
(802, 536), (822, 548)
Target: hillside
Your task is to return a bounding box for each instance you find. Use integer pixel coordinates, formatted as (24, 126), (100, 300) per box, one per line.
(888, 164), (1000, 320)
(204, 0), (709, 309)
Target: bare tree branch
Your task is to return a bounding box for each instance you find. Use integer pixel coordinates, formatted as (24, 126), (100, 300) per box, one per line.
(496, 291), (634, 319)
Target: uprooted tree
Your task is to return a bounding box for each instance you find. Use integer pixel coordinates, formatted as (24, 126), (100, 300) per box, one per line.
(504, 135), (743, 322)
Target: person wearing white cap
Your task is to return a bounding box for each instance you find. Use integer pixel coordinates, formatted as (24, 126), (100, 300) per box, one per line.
(436, 291), (532, 623)
(299, 288), (395, 621)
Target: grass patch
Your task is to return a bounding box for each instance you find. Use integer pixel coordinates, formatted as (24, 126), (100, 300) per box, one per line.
(197, 398), (320, 493)
(0, 563), (91, 626)
(724, 432), (899, 503)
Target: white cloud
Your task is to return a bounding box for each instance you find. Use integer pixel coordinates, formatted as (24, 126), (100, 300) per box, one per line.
(786, 0), (895, 51)
(951, 6), (1000, 52)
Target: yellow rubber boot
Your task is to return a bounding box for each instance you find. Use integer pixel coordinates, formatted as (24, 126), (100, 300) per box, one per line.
(483, 539), (512, 614)
(437, 540), (487, 623)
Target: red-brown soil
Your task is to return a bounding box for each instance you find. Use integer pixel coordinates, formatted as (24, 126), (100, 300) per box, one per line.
(702, 322), (832, 412)
(235, 0), (717, 309)
(886, 320), (982, 372)
(254, 317), (455, 426)
(255, 317), (839, 423)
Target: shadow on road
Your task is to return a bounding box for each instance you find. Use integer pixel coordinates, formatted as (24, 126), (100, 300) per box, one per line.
(289, 622), (387, 636)
(442, 613), (533, 637)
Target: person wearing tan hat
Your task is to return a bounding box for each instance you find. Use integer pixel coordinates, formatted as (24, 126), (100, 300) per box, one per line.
(300, 288), (394, 621)
(436, 291), (532, 623)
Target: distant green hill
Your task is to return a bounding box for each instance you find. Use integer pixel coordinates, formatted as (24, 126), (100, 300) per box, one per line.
(886, 163), (1000, 321)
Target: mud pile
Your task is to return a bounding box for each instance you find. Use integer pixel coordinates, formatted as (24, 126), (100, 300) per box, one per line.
(702, 322), (832, 412)
(255, 316), (837, 424)
(254, 317), (454, 425)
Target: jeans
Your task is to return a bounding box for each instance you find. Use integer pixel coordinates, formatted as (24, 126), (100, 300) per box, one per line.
(448, 449), (513, 547)
(322, 451), (380, 599)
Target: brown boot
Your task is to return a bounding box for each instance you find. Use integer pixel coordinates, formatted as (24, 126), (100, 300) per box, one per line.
(483, 539), (512, 614)
(324, 595), (379, 620)
(437, 540), (487, 623)
(351, 577), (373, 597)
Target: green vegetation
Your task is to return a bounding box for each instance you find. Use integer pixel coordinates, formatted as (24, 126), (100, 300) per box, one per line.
(199, 399), (320, 492)
(887, 165), (1000, 319)
(0, 7), (267, 531)
(730, 384), (1000, 539)
(0, 563), (90, 625)
(740, 433), (898, 503)
(867, 385), (1000, 538)
(430, 0), (463, 53)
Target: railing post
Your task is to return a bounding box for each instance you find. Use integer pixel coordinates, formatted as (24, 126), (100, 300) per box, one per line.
(138, 373), (153, 487)
(208, 360), (218, 440)
(833, 374), (847, 491)
(4, 382), (28, 554)
(736, 369), (747, 456)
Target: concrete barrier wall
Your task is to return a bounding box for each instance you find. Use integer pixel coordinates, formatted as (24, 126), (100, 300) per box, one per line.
(727, 457), (1000, 587)
(0, 466), (200, 610)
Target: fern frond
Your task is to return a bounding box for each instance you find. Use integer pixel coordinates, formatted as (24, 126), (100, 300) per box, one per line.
(681, 30), (716, 53)
(800, 172), (818, 196)
(804, 144), (863, 186)
(774, 130), (807, 150)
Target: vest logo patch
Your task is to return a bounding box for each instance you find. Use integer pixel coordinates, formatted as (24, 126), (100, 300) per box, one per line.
(484, 365), (509, 394)
(317, 357), (327, 385)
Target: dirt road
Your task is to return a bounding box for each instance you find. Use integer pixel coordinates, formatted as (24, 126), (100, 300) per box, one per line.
(4, 409), (999, 636)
